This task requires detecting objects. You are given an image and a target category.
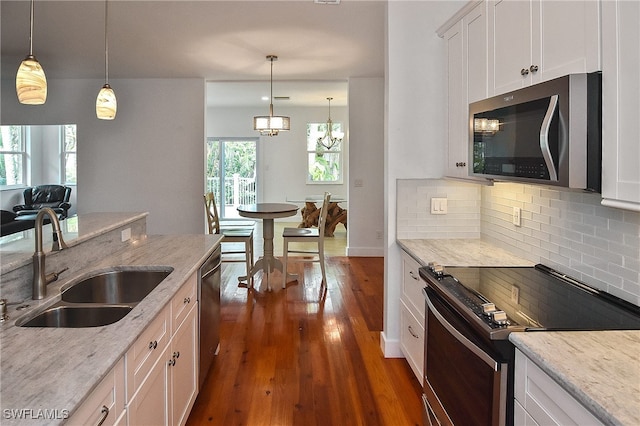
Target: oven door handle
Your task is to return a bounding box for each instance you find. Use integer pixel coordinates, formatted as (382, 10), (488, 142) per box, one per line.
(426, 296), (499, 371)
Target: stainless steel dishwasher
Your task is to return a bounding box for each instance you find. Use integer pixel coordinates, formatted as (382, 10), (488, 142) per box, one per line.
(198, 245), (221, 387)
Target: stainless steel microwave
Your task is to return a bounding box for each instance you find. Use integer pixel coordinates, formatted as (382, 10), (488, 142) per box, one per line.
(469, 73), (601, 191)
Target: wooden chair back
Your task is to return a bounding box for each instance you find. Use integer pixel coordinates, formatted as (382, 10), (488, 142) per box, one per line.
(204, 192), (221, 234)
(317, 192), (331, 242)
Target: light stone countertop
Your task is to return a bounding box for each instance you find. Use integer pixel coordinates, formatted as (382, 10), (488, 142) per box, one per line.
(0, 233), (223, 425)
(397, 238), (534, 267)
(0, 212), (149, 274)
(510, 331), (640, 426)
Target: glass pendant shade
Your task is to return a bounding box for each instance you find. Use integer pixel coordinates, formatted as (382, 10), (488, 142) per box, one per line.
(16, 55), (47, 105)
(96, 83), (117, 120)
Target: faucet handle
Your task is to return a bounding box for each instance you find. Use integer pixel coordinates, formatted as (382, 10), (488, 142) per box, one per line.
(45, 267), (69, 285)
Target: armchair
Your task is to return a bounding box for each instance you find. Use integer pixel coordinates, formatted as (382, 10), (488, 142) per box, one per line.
(13, 185), (72, 219)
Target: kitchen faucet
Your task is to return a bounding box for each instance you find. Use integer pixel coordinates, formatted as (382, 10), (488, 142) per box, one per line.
(33, 208), (69, 300)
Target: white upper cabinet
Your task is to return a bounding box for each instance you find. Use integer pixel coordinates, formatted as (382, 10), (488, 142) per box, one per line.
(488, 0), (601, 96)
(601, 0), (640, 211)
(443, 1), (488, 179)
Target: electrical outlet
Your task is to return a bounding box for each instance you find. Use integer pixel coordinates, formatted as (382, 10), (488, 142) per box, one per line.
(376, 231), (383, 240)
(511, 285), (520, 304)
(431, 198), (448, 215)
(121, 227), (131, 242)
(354, 178), (364, 187)
(512, 207), (521, 226)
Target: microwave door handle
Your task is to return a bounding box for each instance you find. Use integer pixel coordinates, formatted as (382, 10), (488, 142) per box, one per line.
(426, 296), (499, 371)
(540, 94), (559, 181)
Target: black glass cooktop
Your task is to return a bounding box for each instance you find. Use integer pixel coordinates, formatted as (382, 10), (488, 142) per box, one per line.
(439, 264), (640, 331)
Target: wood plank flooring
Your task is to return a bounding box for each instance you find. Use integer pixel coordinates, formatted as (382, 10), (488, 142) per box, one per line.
(186, 249), (423, 426)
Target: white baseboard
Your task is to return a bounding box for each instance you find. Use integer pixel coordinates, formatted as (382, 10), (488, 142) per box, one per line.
(379, 331), (404, 358)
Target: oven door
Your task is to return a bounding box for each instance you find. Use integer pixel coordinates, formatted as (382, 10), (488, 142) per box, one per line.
(423, 287), (508, 426)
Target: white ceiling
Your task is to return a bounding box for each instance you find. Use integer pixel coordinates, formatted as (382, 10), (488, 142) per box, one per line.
(1, 0), (386, 107)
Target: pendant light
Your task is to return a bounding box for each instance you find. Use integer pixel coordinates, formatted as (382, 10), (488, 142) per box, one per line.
(317, 97), (344, 150)
(16, 0), (47, 105)
(253, 55), (290, 137)
(96, 0), (117, 120)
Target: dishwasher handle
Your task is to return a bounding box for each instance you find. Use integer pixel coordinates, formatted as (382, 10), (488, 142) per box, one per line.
(200, 246), (222, 279)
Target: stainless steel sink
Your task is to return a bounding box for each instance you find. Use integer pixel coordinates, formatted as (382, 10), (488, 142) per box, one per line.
(18, 305), (133, 328)
(17, 267), (173, 328)
(61, 269), (173, 304)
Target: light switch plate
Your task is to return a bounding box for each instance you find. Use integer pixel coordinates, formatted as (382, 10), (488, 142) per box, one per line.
(512, 207), (521, 226)
(431, 198), (448, 215)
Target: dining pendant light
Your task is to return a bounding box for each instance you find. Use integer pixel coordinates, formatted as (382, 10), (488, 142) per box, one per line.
(16, 0), (47, 105)
(96, 0), (117, 120)
(317, 97), (344, 150)
(253, 55), (290, 137)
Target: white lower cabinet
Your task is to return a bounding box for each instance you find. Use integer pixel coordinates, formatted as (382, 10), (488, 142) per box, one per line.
(67, 357), (126, 426)
(126, 275), (199, 426)
(514, 349), (603, 425)
(399, 250), (425, 381)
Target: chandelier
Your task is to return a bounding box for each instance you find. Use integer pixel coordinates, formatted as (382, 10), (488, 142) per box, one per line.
(253, 55), (290, 137)
(317, 97), (344, 149)
(16, 0), (47, 105)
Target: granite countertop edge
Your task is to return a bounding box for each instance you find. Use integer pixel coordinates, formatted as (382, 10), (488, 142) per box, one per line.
(0, 233), (223, 425)
(510, 331), (640, 426)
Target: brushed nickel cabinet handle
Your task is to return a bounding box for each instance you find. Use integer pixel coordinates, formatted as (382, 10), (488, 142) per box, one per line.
(96, 405), (109, 426)
(148, 340), (158, 350)
(520, 68), (529, 76)
(408, 325), (420, 339)
(529, 64), (538, 73)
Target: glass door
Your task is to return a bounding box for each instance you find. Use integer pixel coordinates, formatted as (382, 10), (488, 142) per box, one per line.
(206, 138), (257, 219)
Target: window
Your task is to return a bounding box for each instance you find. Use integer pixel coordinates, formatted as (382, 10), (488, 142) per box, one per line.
(307, 122), (343, 184)
(61, 125), (77, 185)
(0, 125), (27, 187)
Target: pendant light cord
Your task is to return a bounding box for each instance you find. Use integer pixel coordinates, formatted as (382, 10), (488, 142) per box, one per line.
(104, 0), (109, 84)
(269, 56), (274, 117)
(28, 0), (34, 55)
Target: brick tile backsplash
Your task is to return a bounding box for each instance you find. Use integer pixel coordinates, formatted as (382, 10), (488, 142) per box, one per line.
(397, 179), (640, 306)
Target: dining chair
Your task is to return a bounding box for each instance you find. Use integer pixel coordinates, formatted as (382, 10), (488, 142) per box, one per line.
(281, 192), (331, 289)
(204, 192), (255, 286)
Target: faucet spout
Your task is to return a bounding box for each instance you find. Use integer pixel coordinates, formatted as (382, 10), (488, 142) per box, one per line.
(33, 208), (69, 300)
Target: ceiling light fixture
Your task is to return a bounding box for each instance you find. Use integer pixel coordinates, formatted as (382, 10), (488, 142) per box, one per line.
(16, 0), (47, 105)
(253, 55), (290, 137)
(317, 97), (344, 150)
(96, 0), (117, 120)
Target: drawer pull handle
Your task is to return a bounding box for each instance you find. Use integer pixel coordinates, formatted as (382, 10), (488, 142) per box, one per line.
(408, 325), (420, 339)
(184, 297), (191, 304)
(409, 271), (419, 281)
(173, 351), (180, 359)
(96, 405), (109, 426)
(148, 340), (158, 350)
(168, 358), (176, 367)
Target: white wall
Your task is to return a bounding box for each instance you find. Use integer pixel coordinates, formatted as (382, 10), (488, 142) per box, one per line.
(383, 0), (466, 357)
(1, 77), (206, 235)
(348, 77), (385, 256)
(206, 104), (349, 204)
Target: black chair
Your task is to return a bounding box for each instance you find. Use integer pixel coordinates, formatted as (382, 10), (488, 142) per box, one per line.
(13, 185), (72, 219)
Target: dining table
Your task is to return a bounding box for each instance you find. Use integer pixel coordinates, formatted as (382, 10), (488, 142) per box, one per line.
(237, 203), (299, 291)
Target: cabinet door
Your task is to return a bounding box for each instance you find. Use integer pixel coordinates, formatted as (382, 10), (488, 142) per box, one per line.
(489, 0), (533, 95)
(445, 20), (467, 178)
(465, 2), (488, 104)
(536, 0), (601, 83)
(170, 304), (199, 426)
(601, 0), (640, 210)
(127, 345), (170, 426)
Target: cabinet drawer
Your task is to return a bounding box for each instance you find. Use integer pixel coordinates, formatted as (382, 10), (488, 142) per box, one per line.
(400, 301), (424, 381)
(401, 251), (424, 320)
(68, 358), (125, 426)
(172, 272), (197, 332)
(126, 306), (170, 399)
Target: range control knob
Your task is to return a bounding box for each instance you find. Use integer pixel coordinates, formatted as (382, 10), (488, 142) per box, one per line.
(481, 303), (496, 315)
(427, 262), (444, 277)
(490, 310), (509, 325)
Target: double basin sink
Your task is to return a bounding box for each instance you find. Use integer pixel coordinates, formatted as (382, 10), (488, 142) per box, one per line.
(17, 268), (173, 328)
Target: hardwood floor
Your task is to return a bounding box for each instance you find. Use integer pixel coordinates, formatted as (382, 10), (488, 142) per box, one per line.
(186, 226), (423, 426)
